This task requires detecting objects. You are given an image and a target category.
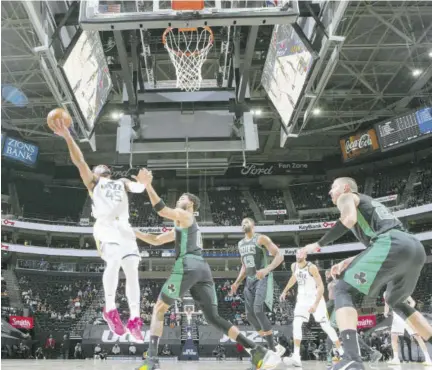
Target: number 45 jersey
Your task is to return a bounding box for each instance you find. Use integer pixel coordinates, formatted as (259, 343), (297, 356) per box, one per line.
(91, 177), (136, 249)
(238, 234), (269, 277)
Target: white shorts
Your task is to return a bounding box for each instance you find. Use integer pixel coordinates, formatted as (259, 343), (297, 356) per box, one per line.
(294, 296), (328, 324)
(391, 313), (416, 336)
(93, 219), (139, 262)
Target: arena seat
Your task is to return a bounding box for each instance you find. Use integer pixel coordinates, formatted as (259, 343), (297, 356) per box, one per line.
(15, 179), (87, 222)
(250, 188), (288, 221)
(208, 189), (254, 226)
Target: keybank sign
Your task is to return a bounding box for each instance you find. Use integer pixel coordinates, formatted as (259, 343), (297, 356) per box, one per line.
(2, 137), (39, 166)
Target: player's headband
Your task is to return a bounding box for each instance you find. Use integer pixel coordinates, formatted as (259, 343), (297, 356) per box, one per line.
(93, 165), (111, 177)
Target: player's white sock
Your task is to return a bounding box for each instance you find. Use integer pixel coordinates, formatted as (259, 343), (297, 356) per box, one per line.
(121, 256), (141, 319)
(393, 352), (399, 360)
(103, 260), (121, 311)
(294, 345), (300, 357)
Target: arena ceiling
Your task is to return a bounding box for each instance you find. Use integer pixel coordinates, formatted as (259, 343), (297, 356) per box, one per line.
(1, 1), (432, 167)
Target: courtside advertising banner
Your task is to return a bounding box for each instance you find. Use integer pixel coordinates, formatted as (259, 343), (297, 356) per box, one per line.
(9, 316), (34, 329)
(357, 315), (377, 330)
(340, 128), (380, 162)
(264, 210), (287, 216)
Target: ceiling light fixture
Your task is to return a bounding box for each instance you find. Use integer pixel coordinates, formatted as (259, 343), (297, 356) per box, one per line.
(412, 69), (422, 77)
(313, 108), (321, 115)
(111, 112), (123, 119)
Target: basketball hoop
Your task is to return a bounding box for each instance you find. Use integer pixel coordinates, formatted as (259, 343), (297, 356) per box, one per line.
(162, 26), (214, 92)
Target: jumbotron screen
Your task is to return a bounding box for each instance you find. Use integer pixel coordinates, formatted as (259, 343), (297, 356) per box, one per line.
(261, 24), (314, 146)
(61, 30), (112, 132)
(376, 107), (432, 151)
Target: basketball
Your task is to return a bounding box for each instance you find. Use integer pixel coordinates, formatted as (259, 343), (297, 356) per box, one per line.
(47, 108), (72, 132)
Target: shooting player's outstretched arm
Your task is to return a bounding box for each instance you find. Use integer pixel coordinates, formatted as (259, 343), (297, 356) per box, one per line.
(133, 169), (192, 226)
(52, 119), (95, 191)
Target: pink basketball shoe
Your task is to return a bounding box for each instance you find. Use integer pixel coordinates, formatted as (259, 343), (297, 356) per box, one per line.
(127, 317), (144, 343)
(103, 308), (126, 336)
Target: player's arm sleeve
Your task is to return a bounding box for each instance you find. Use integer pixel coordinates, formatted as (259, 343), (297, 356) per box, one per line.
(121, 179), (146, 193)
(135, 229), (175, 246)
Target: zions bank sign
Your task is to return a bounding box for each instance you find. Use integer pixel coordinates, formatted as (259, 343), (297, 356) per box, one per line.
(2, 137), (39, 166)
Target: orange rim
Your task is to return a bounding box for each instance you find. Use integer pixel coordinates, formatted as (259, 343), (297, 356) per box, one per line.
(162, 26), (214, 57)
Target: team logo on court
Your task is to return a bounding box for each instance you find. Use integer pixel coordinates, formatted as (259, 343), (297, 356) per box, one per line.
(168, 284), (176, 293)
(354, 272), (367, 285)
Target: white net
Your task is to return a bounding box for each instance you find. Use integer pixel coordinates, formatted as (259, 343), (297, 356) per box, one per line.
(163, 26), (214, 92)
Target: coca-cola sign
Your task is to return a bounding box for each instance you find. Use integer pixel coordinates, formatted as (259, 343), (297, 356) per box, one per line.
(9, 316), (34, 329)
(340, 129), (380, 162)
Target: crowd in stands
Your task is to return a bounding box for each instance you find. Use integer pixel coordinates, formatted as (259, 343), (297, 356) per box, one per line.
(2, 163), (431, 227)
(15, 179), (87, 223)
(208, 189), (254, 226)
(250, 188), (288, 222)
(16, 273), (100, 332)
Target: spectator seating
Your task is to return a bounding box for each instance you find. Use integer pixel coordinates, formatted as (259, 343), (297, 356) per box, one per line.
(290, 182), (334, 210)
(15, 271), (100, 332)
(370, 167), (408, 199)
(4, 163), (432, 226)
(208, 189), (254, 226)
(15, 179), (87, 222)
(407, 163), (432, 208)
(128, 192), (166, 227)
(250, 188), (288, 221)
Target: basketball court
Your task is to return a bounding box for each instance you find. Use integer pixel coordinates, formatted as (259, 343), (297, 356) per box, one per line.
(1, 359), (425, 370)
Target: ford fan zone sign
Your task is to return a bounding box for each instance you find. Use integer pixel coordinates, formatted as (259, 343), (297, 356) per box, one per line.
(9, 316), (34, 329)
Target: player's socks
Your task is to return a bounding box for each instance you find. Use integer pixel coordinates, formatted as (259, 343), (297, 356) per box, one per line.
(340, 330), (362, 362)
(148, 335), (160, 358)
(263, 333), (276, 351)
(237, 333), (257, 350)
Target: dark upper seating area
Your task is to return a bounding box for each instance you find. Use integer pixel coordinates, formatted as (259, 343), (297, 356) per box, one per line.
(290, 181), (334, 210)
(250, 188), (288, 221)
(15, 179), (87, 222)
(128, 191), (167, 227)
(5, 162), (432, 226)
(370, 167), (409, 198)
(208, 189), (254, 226)
(407, 163), (432, 208)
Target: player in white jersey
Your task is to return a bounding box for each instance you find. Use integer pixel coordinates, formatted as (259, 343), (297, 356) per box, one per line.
(384, 292), (432, 366)
(52, 119), (145, 342)
(280, 250), (343, 367)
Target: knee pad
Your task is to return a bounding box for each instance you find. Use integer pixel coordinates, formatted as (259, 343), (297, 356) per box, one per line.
(320, 321), (339, 342)
(202, 305), (232, 333)
(334, 280), (355, 310)
(293, 317), (304, 341)
(392, 302), (416, 321)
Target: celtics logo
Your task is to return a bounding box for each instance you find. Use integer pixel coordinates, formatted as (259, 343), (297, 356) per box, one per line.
(354, 272), (367, 285)
(168, 284), (176, 293)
